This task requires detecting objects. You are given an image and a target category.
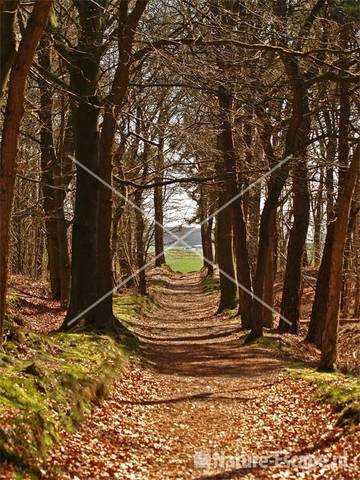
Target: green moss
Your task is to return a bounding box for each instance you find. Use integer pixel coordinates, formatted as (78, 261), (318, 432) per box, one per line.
(113, 293), (155, 325)
(203, 276), (220, 295)
(0, 332), (128, 472)
(254, 335), (283, 352)
(6, 293), (20, 309)
(0, 292), (148, 472)
(288, 366), (360, 427)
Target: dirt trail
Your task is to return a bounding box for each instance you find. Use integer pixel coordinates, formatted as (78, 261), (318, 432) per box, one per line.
(44, 272), (358, 479)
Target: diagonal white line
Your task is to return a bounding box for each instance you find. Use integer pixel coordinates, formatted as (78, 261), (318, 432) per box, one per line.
(71, 156), (198, 250)
(198, 253), (292, 326)
(67, 240), (291, 327)
(71, 153), (292, 254)
(160, 154), (293, 248)
(67, 246), (176, 327)
(67, 154), (293, 327)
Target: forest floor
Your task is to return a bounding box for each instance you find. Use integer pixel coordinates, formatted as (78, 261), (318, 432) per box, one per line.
(31, 271), (359, 479)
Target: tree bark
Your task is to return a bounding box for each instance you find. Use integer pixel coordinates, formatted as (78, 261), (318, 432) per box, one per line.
(37, 34), (61, 300)
(215, 198), (237, 311)
(313, 166), (324, 267)
(217, 87), (253, 325)
(62, 0), (104, 330)
(249, 74), (309, 341)
(134, 189), (147, 295)
(96, 0), (148, 326)
(279, 160), (310, 334)
(319, 143), (359, 371)
(0, 0), (19, 102)
(154, 133), (165, 266)
(0, 0), (52, 343)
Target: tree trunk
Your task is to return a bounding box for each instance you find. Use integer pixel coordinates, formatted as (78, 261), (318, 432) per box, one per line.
(313, 166), (324, 267)
(263, 213), (277, 328)
(306, 223), (334, 347)
(319, 143), (359, 371)
(249, 74), (309, 342)
(154, 136), (165, 267)
(279, 161), (310, 333)
(215, 199), (237, 311)
(54, 110), (73, 307)
(0, 0), (19, 102)
(353, 213), (360, 318)
(62, 1), (104, 330)
(134, 190), (147, 295)
(204, 216), (214, 275)
(37, 34), (62, 300)
(96, 0), (148, 327)
(0, 0), (52, 343)
(307, 72), (350, 346)
(217, 87), (253, 325)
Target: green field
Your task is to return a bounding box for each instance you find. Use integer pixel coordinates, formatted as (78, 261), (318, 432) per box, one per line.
(165, 248), (203, 273)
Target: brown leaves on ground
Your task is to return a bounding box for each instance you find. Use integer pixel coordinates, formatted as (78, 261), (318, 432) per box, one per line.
(36, 272), (359, 479)
(39, 364), (359, 480)
(8, 275), (64, 333)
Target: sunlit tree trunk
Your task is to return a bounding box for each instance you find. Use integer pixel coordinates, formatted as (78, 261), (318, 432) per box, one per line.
(0, 0), (52, 343)
(37, 34), (61, 300)
(319, 143), (359, 371)
(96, 0), (148, 324)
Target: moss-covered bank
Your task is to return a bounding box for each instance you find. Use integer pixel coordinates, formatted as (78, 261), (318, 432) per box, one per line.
(0, 332), (129, 473)
(289, 366), (360, 428)
(0, 294), (143, 474)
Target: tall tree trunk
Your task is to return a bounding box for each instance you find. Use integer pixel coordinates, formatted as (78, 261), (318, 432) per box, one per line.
(154, 134), (165, 266)
(313, 167), (324, 266)
(0, 0), (52, 343)
(199, 183), (214, 275)
(96, 0), (148, 326)
(217, 87), (253, 325)
(54, 108), (73, 307)
(279, 161), (310, 333)
(37, 34), (61, 300)
(263, 213), (277, 328)
(203, 217), (214, 275)
(215, 199), (237, 311)
(306, 223), (334, 346)
(134, 190), (147, 295)
(62, 1), (104, 330)
(0, 0), (19, 102)
(249, 74), (309, 341)
(353, 213), (360, 318)
(319, 143), (359, 371)
(112, 154), (127, 282)
(307, 73), (350, 346)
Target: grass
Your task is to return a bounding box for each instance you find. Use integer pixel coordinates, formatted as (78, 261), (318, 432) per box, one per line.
(0, 293), (144, 474)
(288, 365), (360, 427)
(165, 248), (203, 273)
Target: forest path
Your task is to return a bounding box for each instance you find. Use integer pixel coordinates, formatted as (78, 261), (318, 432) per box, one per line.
(44, 271), (357, 479)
